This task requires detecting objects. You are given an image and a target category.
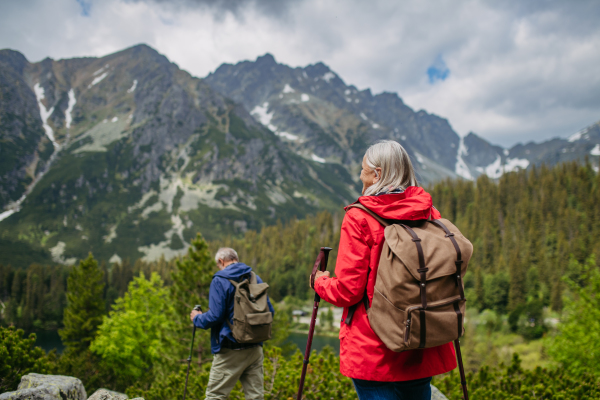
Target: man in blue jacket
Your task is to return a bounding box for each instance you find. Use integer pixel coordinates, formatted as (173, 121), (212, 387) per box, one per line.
(189, 247), (274, 400)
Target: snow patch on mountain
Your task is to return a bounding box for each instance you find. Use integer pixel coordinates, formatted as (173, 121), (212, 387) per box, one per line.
(311, 154), (325, 163)
(504, 158), (530, 172)
(65, 89), (76, 129)
(568, 127), (589, 142)
(301, 94), (310, 102)
(88, 72), (108, 88)
(591, 144), (600, 156)
(33, 83), (57, 148)
(276, 131), (299, 141)
(282, 84), (295, 93)
(127, 79), (138, 93)
(0, 209), (16, 222)
(251, 102), (273, 126)
(484, 155), (503, 179)
(322, 72), (336, 82)
(455, 137), (473, 180)
(93, 64), (109, 76)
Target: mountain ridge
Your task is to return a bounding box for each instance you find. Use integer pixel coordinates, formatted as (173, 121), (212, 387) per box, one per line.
(0, 45), (598, 267)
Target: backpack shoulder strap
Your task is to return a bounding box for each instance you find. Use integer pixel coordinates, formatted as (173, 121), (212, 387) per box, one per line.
(249, 271), (258, 285)
(346, 203), (391, 227)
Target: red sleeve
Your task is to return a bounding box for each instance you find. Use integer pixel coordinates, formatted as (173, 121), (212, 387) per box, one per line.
(314, 210), (371, 307)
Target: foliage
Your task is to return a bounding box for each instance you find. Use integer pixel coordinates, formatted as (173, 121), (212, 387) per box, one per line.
(0, 326), (53, 392)
(213, 211), (342, 301)
(127, 346), (357, 400)
(434, 353), (600, 400)
(170, 233), (215, 362)
(430, 162), (600, 314)
(90, 272), (178, 391)
(59, 253), (105, 350)
(545, 254), (600, 376)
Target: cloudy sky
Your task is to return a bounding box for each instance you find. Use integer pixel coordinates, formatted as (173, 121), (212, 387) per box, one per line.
(1, 0), (599, 147)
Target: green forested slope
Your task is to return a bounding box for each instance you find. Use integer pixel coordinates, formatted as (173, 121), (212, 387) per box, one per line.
(2, 161), (599, 330)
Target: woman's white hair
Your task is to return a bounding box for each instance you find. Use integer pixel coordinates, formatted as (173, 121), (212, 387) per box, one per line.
(363, 140), (418, 196)
(215, 247), (239, 264)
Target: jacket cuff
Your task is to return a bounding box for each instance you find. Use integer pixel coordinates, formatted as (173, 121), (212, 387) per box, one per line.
(193, 314), (204, 328)
(314, 276), (328, 297)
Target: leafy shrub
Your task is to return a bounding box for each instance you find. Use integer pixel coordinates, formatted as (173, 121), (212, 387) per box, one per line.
(434, 353), (600, 400)
(0, 326), (53, 392)
(91, 272), (178, 391)
(545, 255), (600, 377)
(128, 346), (357, 400)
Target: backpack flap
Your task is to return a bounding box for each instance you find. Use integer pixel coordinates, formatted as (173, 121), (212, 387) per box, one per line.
(384, 218), (472, 283)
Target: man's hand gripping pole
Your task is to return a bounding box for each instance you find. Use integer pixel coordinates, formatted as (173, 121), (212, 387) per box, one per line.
(297, 247), (332, 400)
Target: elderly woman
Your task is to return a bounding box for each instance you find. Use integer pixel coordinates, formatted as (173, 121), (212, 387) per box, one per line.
(312, 141), (456, 399)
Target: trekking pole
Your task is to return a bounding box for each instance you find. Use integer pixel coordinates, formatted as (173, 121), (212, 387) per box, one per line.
(183, 305), (202, 400)
(454, 339), (469, 400)
(296, 247), (332, 400)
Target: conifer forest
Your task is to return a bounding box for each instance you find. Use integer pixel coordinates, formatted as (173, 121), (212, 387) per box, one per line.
(2, 161), (600, 399)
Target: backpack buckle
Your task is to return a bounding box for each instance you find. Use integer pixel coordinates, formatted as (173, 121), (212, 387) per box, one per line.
(412, 238), (421, 242)
(445, 233), (455, 237)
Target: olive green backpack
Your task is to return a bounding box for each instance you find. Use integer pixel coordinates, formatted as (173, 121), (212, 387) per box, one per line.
(227, 272), (273, 343)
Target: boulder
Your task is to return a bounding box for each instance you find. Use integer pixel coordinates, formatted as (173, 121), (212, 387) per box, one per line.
(88, 389), (127, 400)
(0, 374), (86, 400)
(87, 390), (144, 400)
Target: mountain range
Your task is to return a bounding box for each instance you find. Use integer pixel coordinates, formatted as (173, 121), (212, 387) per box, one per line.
(0, 44), (598, 267)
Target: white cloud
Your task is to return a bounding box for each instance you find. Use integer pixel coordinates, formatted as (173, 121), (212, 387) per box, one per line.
(1, 0), (599, 147)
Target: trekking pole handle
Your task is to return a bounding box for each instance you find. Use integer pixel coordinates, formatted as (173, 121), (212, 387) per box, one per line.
(310, 247), (332, 288)
(194, 304), (202, 312)
(310, 247), (332, 300)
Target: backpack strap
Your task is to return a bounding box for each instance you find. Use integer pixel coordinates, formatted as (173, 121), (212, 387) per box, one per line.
(346, 203), (392, 226)
(428, 220), (466, 300)
(399, 223), (428, 349)
(343, 203), (386, 325)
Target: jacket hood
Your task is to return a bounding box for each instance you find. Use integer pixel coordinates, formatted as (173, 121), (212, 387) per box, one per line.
(214, 262), (252, 279)
(347, 186), (434, 220)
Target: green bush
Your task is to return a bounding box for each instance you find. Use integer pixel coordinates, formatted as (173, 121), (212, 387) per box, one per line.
(434, 353), (600, 400)
(0, 326), (53, 392)
(128, 346), (357, 400)
(545, 255), (600, 377)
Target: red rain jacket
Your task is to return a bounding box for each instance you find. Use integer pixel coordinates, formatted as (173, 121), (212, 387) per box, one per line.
(314, 186), (457, 381)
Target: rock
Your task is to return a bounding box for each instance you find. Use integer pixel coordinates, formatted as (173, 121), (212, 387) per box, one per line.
(0, 373), (86, 400)
(431, 384), (449, 400)
(87, 390), (145, 400)
(88, 389), (128, 400)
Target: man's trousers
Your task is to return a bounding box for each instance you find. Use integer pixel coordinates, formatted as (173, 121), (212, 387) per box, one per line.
(205, 346), (264, 400)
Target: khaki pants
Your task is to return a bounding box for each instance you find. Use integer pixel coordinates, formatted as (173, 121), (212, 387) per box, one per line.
(205, 346), (264, 400)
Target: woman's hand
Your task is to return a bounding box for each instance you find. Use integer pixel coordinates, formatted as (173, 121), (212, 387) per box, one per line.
(190, 309), (202, 322)
(310, 270), (330, 289)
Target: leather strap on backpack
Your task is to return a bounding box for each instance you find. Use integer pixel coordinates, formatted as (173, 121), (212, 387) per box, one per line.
(399, 224), (428, 349)
(429, 220), (466, 300)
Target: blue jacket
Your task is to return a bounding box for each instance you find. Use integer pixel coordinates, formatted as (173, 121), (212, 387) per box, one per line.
(193, 262), (275, 354)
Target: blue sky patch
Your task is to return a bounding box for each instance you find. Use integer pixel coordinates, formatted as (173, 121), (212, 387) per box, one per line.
(76, 0), (91, 17)
(427, 55), (450, 84)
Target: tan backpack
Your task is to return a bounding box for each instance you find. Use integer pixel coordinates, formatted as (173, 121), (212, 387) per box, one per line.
(227, 272), (273, 344)
(346, 204), (473, 352)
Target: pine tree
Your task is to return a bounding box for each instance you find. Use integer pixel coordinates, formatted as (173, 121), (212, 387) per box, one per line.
(170, 233), (216, 363)
(59, 253), (105, 350)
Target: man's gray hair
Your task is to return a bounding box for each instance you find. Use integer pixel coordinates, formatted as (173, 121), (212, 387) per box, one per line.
(215, 247), (239, 264)
(363, 140), (418, 196)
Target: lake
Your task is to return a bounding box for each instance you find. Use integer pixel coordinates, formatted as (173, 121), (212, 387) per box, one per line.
(30, 330), (65, 354)
(285, 332), (340, 355)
